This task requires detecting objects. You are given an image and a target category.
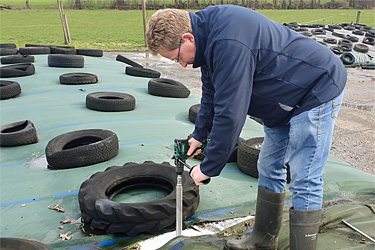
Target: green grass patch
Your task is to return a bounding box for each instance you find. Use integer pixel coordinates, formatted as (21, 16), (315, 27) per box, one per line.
(0, 0), (355, 8)
(0, 9), (374, 51)
(0, 0), (57, 8)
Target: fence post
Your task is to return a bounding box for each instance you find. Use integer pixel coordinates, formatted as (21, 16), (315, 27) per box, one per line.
(57, 0), (71, 44)
(142, 0), (147, 46)
(356, 11), (361, 24)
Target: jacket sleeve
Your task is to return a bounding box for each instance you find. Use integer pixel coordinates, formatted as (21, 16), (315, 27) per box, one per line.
(199, 40), (256, 177)
(192, 65), (214, 143)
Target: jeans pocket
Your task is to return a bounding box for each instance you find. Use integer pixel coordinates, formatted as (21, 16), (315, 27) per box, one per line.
(331, 92), (344, 119)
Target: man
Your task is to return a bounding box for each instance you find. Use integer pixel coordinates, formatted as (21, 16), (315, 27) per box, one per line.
(146, 5), (346, 250)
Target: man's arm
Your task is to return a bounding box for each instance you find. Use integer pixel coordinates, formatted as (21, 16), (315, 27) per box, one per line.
(198, 40), (256, 177)
(192, 65), (215, 143)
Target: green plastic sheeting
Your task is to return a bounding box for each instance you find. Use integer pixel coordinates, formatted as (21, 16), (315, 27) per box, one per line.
(0, 55), (374, 250)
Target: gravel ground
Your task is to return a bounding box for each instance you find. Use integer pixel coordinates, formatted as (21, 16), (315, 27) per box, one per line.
(103, 52), (375, 175)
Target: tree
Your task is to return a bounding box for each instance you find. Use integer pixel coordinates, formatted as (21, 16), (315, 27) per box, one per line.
(75, 0), (82, 9)
(114, 0), (125, 9)
(281, 0), (287, 9)
(287, 0), (294, 9)
(298, 0), (304, 9)
(310, 0), (316, 8)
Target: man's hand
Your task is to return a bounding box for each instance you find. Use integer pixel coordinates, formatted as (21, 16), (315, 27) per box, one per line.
(187, 137), (202, 158)
(190, 165), (210, 186)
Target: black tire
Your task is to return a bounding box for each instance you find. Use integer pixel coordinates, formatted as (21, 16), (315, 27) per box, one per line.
(362, 37), (375, 45)
(59, 73), (98, 85)
(188, 104), (201, 124)
(46, 129), (119, 169)
(332, 31), (346, 38)
(86, 92), (136, 112)
(0, 80), (21, 100)
(343, 25), (355, 31)
(345, 35), (359, 42)
(25, 43), (51, 48)
(48, 54), (84, 68)
(0, 63), (35, 78)
(311, 29), (326, 35)
(78, 161), (200, 236)
(50, 46), (76, 54)
(352, 30), (364, 36)
(76, 49), (103, 57)
(339, 44), (352, 52)
(328, 24), (341, 30)
(365, 30), (375, 38)
(0, 237), (53, 250)
(295, 28), (308, 32)
(116, 54), (143, 68)
(353, 43), (369, 53)
(148, 78), (190, 98)
(323, 27), (334, 32)
(338, 39), (353, 48)
(18, 47), (50, 55)
(237, 137), (291, 183)
(0, 43), (17, 48)
(301, 31), (312, 37)
(125, 66), (161, 78)
(323, 37), (337, 44)
(237, 137), (264, 178)
(340, 52), (355, 65)
(1, 54), (35, 64)
(330, 46), (344, 55)
(0, 120), (38, 147)
(0, 48), (18, 56)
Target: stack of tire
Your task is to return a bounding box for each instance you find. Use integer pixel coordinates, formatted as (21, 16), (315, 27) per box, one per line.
(283, 23), (375, 69)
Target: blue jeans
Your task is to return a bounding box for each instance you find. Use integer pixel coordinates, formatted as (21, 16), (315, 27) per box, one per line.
(257, 91), (344, 210)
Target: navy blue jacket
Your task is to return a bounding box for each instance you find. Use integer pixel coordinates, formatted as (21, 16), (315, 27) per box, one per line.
(189, 5), (347, 177)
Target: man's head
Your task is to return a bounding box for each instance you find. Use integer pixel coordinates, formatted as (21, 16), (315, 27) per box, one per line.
(146, 9), (196, 67)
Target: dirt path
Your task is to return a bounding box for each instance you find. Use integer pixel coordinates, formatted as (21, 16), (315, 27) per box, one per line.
(103, 52), (375, 175)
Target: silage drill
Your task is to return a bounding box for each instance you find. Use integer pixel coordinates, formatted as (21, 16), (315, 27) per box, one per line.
(173, 138), (210, 236)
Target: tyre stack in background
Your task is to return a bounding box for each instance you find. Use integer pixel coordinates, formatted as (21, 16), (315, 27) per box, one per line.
(283, 22), (375, 69)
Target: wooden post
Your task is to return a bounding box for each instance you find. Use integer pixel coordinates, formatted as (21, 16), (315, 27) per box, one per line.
(57, 0), (71, 44)
(63, 14), (71, 43)
(356, 11), (361, 24)
(142, 0), (147, 46)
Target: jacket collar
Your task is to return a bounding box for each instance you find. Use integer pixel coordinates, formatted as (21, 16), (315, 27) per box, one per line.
(189, 12), (207, 68)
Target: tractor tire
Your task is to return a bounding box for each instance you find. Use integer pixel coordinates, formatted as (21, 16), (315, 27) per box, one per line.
(78, 161), (200, 236)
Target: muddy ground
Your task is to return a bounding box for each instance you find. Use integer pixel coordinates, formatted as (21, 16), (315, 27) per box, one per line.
(104, 52), (375, 175)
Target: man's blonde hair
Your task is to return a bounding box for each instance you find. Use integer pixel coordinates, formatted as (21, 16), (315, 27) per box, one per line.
(146, 9), (192, 55)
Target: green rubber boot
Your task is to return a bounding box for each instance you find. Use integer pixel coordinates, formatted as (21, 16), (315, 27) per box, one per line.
(289, 209), (321, 250)
(224, 187), (285, 250)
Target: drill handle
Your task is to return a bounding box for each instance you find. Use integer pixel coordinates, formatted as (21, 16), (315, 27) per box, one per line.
(187, 139), (209, 157)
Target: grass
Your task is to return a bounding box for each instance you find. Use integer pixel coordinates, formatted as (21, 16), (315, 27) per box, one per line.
(0, 0), (354, 8)
(0, 9), (374, 51)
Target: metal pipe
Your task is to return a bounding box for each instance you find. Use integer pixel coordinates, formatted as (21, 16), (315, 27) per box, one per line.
(342, 219), (375, 243)
(176, 175), (183, 236)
